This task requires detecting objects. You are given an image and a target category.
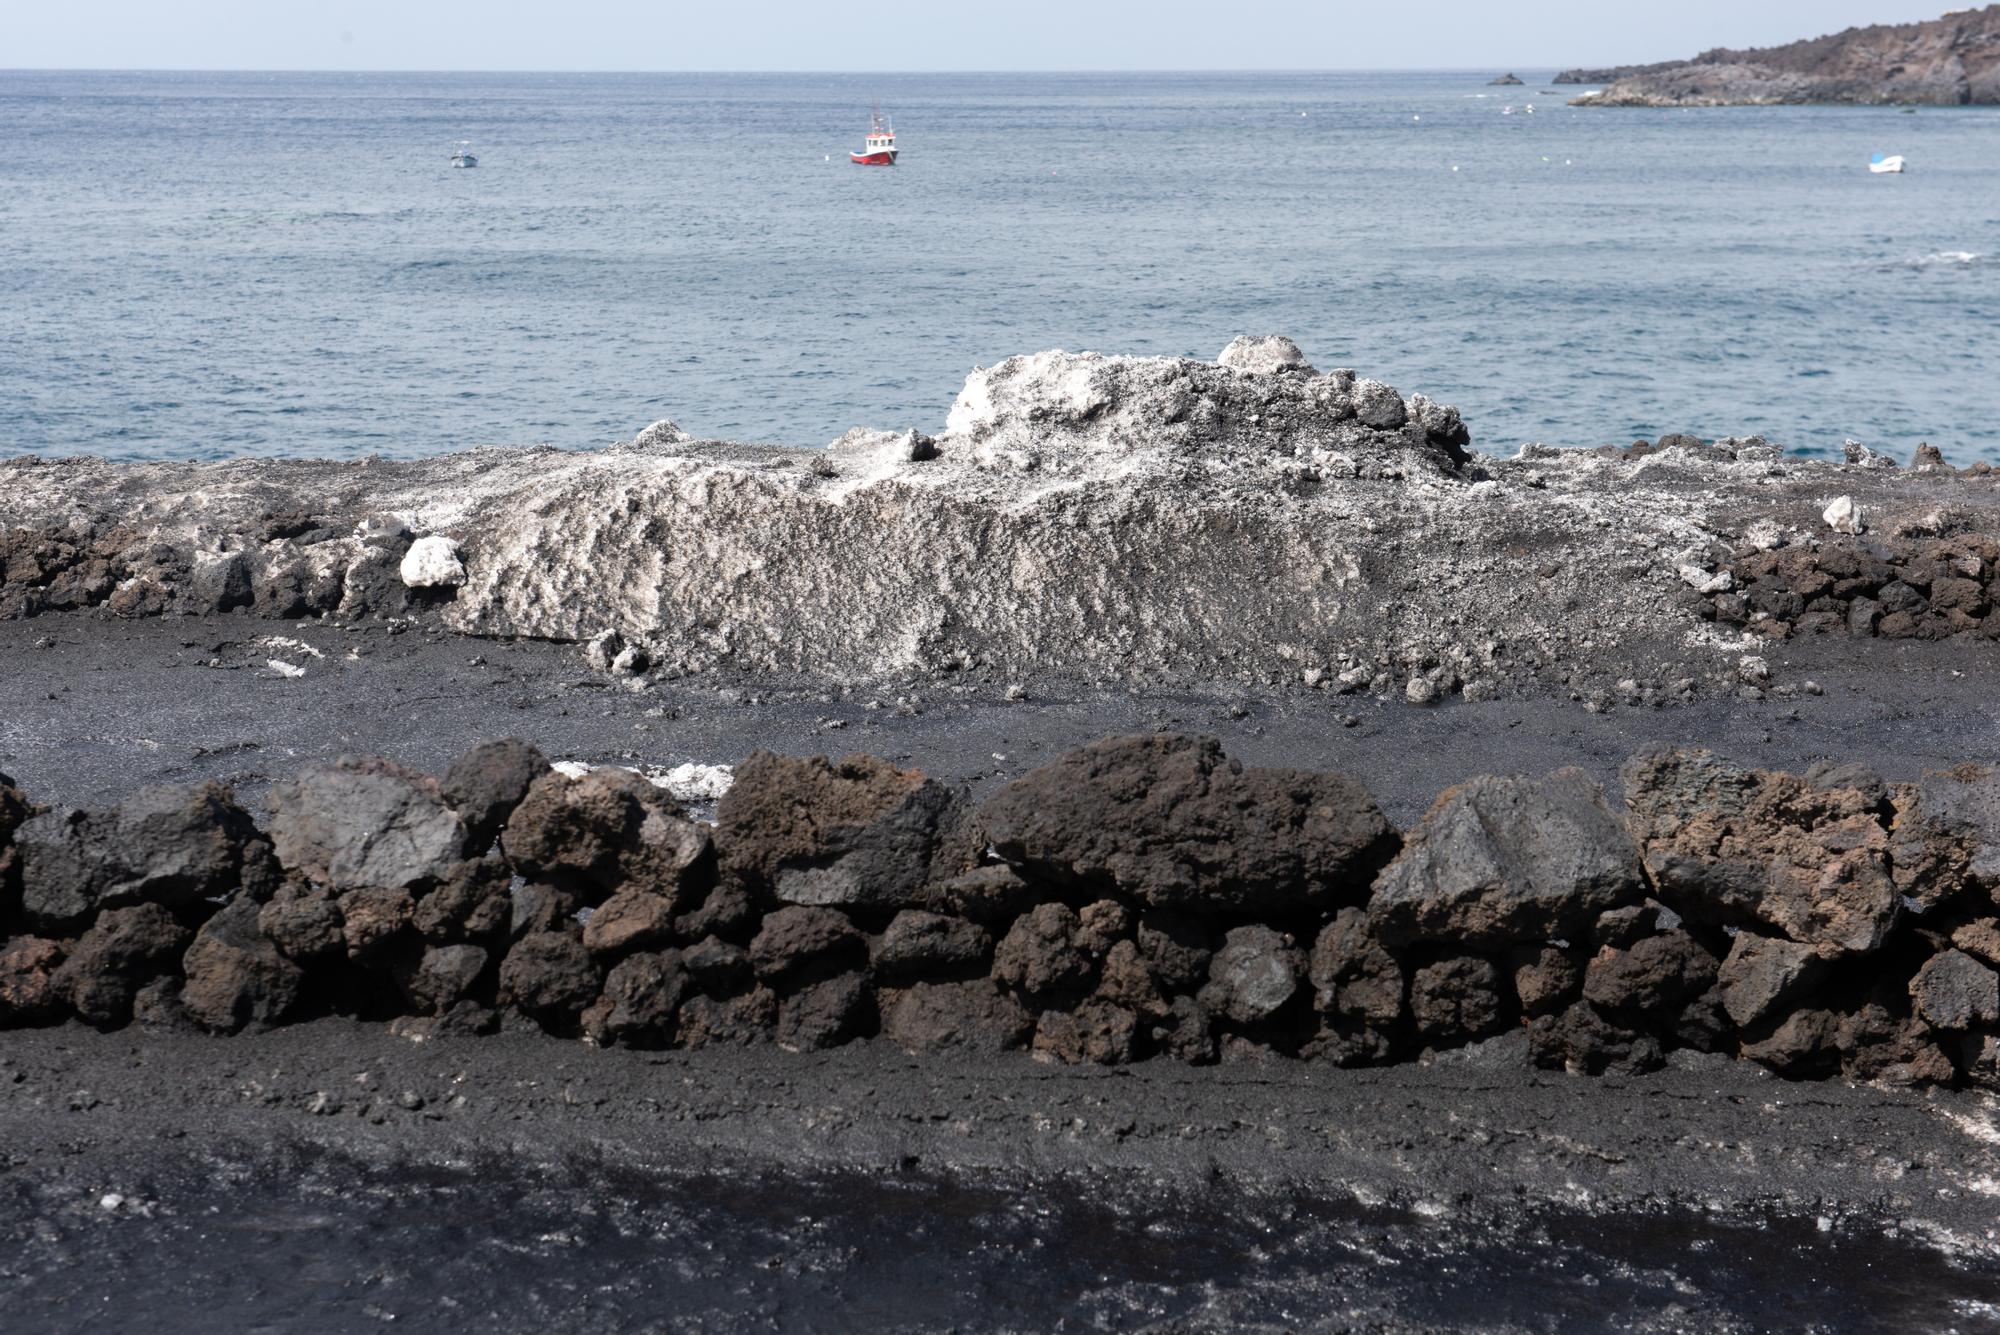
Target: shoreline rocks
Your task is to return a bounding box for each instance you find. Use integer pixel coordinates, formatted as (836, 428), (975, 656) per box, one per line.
(1571, 8), (2000, 107)
(6, 734), (2000, 1090)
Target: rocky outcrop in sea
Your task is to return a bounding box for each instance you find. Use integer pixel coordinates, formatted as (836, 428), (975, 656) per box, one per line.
(1569, 5), (2000, 106)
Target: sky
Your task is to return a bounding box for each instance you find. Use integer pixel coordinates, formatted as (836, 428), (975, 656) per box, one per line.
(3, 1), (1968, 72)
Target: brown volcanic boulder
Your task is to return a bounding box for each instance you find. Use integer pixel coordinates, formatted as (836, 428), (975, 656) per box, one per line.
(443, 739), (551, 852)
(748, 906), (866, 984)
(991, 903), (1094, 1002)
(871, 910), (993, 980)
(497, 931), (601, 1026)
(53, 903), (192, 1027)
(1623, 748), (1898, 956)
(0, 936), (65, 1023)
(180, 896), (304, 1032)
(979, 734), (1396, 914)
(1369, 770), (1643, 950)
(716, 752), (956, 909)
(588, 949), (689, 1045)
(881, 979), (1034, 1054)
(1310, 908), (1405, 1027)
(1716, 933), (1830, 1029)
(776, 973), (873, 1051)
(505, 769), (711, 908)
(581, 889), (677, 957)
(1581, 931), (1720, 1013)
(266, 760), (469, 891)
(1409, 957), (1506, 1044)
(17, 782), (266, 933)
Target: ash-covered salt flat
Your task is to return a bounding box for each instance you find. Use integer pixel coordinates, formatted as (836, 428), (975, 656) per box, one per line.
(9, 336), (1998, 706)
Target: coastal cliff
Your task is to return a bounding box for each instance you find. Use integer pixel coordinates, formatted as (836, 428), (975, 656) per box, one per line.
(1568, 5), (2000, 106)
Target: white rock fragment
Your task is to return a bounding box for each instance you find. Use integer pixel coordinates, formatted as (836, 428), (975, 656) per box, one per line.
(1738, 655), (1770, 684)
(265, 658), (306, 679)
(1823, 495), (1865, 534)
(1405, 677), (1439, 706)
(400, 535), (466, 588)
(631, 418), (693, 449)
(652, 762), (734, 803)
(550, 760), (593, 780)
(584, 629), (647, 675)
(1742, 519), (1786, 552)
(1216, 335), (1314, 376)
(1842, 440), (1895, 470)
(1677, 564), (1734, 595)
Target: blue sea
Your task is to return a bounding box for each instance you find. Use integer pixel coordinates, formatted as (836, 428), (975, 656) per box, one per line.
(2, 69), (1996, 463)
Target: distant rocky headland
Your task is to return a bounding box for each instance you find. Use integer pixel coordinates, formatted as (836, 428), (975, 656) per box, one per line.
(1564, 4), (2000, 106)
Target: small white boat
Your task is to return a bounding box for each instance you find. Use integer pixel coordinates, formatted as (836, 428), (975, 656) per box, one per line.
(451, 141), (478, 168)
(1869, 154), (1906, 174)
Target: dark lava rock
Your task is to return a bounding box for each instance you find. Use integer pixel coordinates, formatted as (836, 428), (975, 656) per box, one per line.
(881, 979), (1034, 1054)
(413, 856), (513, 945)
(927, 864), (1040, 925)
(505, 769), (711, 908)
(1074, 899), (1134, 957)
(1890, 763), (2000, 914)
(1592, 904), (1663, 948)
(1034, 999), (1139, 1065)
(179, 896), (304, 1032)
(54, 903), (192, 1027)
(747, 906), (865, 984)
(871, 910), (993, 980)
(1093, 939), (1167, 1016)
(336, 886), (416, 966)
(1741, 1009), (1843, 1077)
(1409, 956), (1507, 1044)
(400, 943), (490, 1016)
(1909, 949), (2000, 1031)
(1716, 933), (1830, 1028)
(443, 739), (550, 852)
(580, 889), (677, 957)
(1623, 747), (1899, 956)
(1309, 907), (1404, 1026)
(675, 986), (779, 1047)
(509, 882), (582, 940)
(991, 903), (1093, 1002)
(1203, 925), (1303, 1027)
(589, 949), (688, 1045)
(181, 551), (252, 614)
(979, 734), (1396, 915)
(1136, 910), (1213, 993)
(681, 936), (752, 993)
(1510, 945), (1584, 1019)
(1152, 994), (1218, 1064)
(1370, 769), (1643, 950)
(258, 881), (344, 962)
(0, 936), (65, 1023)
(17, 781), (264, 933)
(674, 884), (759, 943)
(1529, 1001), (1664, 1075)
(266, 760), (469, 891)
(777, 972), (872, 1051)
(497, 931), (601, 1026)
(1581, 931), (1720, 1013)
(716, 751), (956, 910)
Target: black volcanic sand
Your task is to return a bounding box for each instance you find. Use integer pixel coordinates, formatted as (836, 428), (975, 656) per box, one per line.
(4, 1020), (2000, 1333)
(3, 616), (1997, 822)
(9, 614), (2000, 1329)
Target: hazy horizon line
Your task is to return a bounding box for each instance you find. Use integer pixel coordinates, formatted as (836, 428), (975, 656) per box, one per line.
(0, 64), (1593, 77)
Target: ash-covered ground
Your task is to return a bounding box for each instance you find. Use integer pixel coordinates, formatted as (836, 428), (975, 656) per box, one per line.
(9, 340), (2000, 1329)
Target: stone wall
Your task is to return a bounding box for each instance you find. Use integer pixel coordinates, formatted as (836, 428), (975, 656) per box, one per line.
(4, 735), (1999, 1087)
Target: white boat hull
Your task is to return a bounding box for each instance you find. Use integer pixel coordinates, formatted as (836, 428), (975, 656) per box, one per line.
(1869, 156), (1905, 174)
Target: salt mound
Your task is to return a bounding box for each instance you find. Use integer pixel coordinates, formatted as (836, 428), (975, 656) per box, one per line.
(941, 344), (1470, 480)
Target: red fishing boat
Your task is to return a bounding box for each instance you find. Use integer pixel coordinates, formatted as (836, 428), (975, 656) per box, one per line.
(849, 108), (897, 166)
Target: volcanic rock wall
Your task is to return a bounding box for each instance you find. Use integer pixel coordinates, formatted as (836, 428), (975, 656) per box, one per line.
(5, 735), (2000, 1087)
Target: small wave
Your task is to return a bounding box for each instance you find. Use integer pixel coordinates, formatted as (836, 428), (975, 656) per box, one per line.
(1894, 251), (1985, 270)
